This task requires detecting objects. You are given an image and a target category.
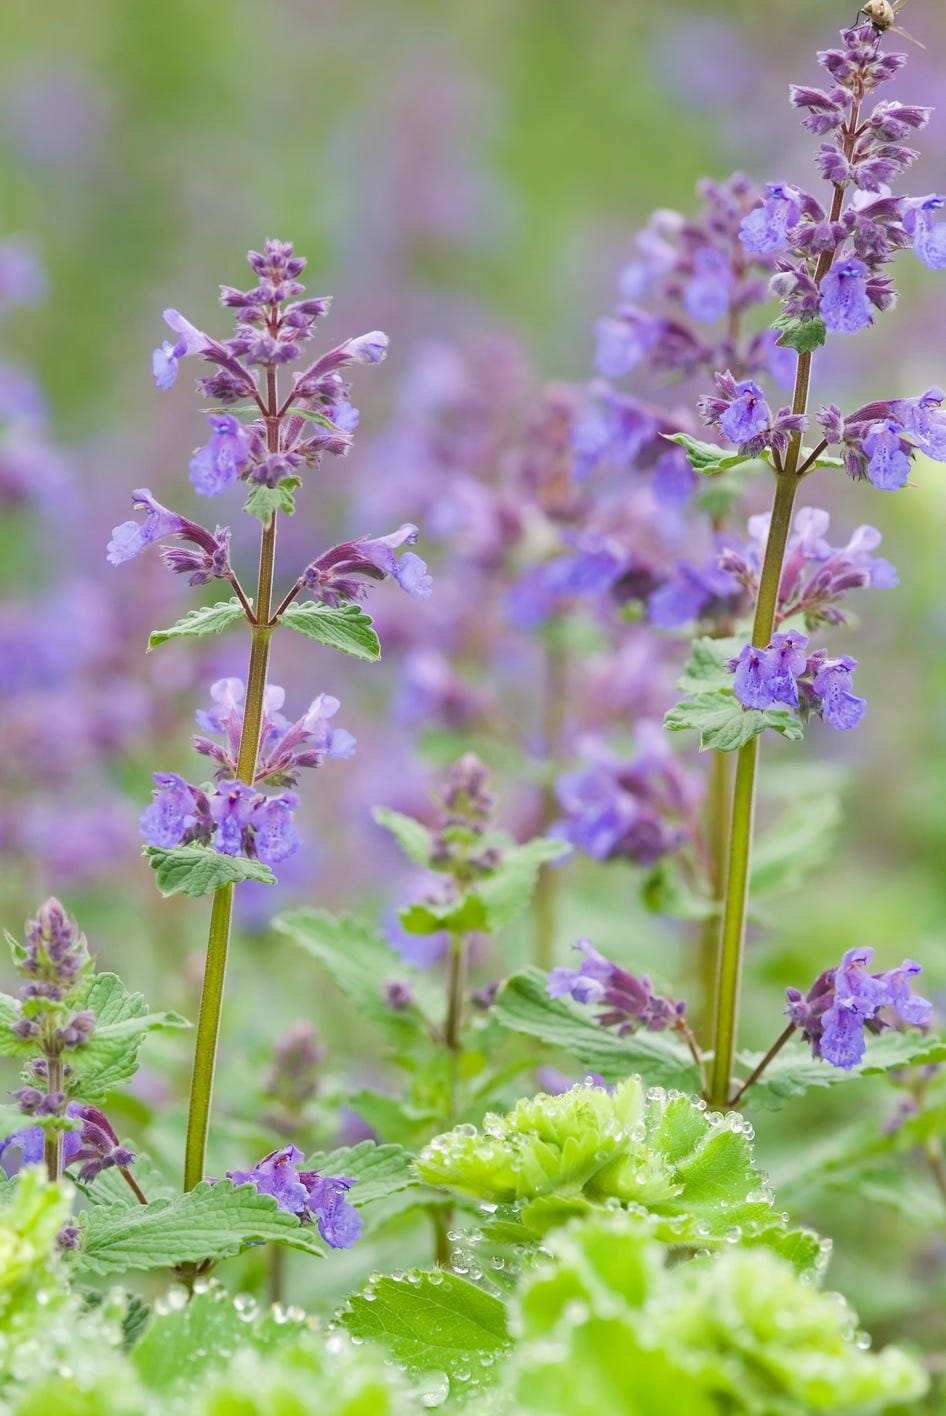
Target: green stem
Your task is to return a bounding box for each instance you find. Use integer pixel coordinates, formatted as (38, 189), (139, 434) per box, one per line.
(696, 749), (732, 1040)
(43, 1055), (64, 1183)
(729, 1023), (796, 1108)
(182, 368), (281, 1191)
(433, 929), (468, 1267)
(708, 471), (799, 1108)
(533, 635), (568, 971)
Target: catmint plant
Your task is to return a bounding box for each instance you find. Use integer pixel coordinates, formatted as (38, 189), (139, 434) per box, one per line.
(112, 239), (430, 1193)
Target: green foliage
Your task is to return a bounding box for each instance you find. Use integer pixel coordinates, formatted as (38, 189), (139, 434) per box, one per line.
(69, 972), (189, 1102)
(278, 602), (381, 660)
(148, 598), (246, 650)
(72, 1180), (329, 1277)
(372, 807), (435, 866)
(772, 311), (827, 353)
(242, 477), (302, 525)
(416, 1078), (819, 1264)
(144, 845), (277, 898)
(666, 636), (803, 750)
(399, 839), (570, 937)
(736, 1031), (946, 1111)
(492, 969), (700, 1091)
(665, 432), (760, 475)
(343, 1271), (511, 1395)
(0, 993), (36, 1057)
(502, 1210), (927, 1415)
(294, 1140), (419, 1213)
(749, 791), (841, 901)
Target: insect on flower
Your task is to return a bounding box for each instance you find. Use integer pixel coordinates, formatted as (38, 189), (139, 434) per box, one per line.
(860, 0), (925, 48)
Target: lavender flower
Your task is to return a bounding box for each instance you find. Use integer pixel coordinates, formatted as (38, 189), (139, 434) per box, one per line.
(226, 1146), (361, 1249)
(548, 939), (686, 1035)
(819, 257), (874, 333)
(787, 947), (932, 1069)
(189, 414), (251, 496)
(818, 386), (946, 490)
(0, 1101), (133, 1182)
(193, 679), (356, 786)
(152, 308), (210, 389)
(106, 488), (232, 582)
(903, 194), (946, 270)
(727, 636), (866, 730)
(300, 524), (432, 606)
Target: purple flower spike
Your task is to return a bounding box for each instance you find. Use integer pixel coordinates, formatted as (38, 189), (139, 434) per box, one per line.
(863, 421), (912, 491)
(151, 308), (209, 388)
(140, 772), (199, 849)
(209, 780), (257, 855)
(226, 1147), (361, 1249)
(189, 414), (250, 496)
(251, 792), (301, 865)
(819, 258), (874, 334)
(904, 194), (946, 271)
(547, 939), (685, 1036)
(788, 947), (932, 1071)
(107, 489), (190, 565)
(739, 183), (801, 254)
(812, 656), (866, 731)
(718, 379), (771, 446)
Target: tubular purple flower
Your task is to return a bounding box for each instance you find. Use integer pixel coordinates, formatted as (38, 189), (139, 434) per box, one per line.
(107, 489), (225, 570)
(301, 524), (432, 604)
(863, 420), (912, 490)
(140, 772), (200, 849)
(792, 946), (933, 1071)
(209, 780), (257, 855)
(903, 194), (946, 270)
(819, 257), (874, 333)
(812, 655), (866, 730)
(683, 246), (734, 323)
(251, 792), (301, 865)
(151, 308), (209, 389)
(188, 413), (250, 496)
(718, 379), (771, 446)
(226, 1147), (361, 1249)
(343, 330), (388, 364)
(739, 183), (802, 254)
(547, 939), (686, 1035)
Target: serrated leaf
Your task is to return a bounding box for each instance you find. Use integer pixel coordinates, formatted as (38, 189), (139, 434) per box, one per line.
(676, 637), (744, 695)
(736, 1031), (946, 1110)
(476, 838), (572, 930)
(144, 845), (277, 898)
(493, 969), (701, 1092)
(399, 894), (488, 936)
(772, 312), (827, 354)
(299, 1140), (418, 1210)
(344, 1271), (510, 1392)
(372, 806), (434, 866)
(665, 692), (803, 751)
(664, 432), (756, 475)
(278, 601), (381, 661)
(243, 477), (301, 525)
(70, 973), (189, 1101)
(148, 598), (245, 650)
(750, 792), (840, 899)
(73, 1180), (325, 1276)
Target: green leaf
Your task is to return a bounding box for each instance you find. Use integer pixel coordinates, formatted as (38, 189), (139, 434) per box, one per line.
(665, 692), (803, 751)
(664, 432), (757, 475)
(0, 992), (34, 1056)
(641, 858), (717, 921)
(242, 477), (302, 525)
(278, 601), (381, 661)
(475, 838), (572, 930)
(492, 969), (701, 1092)
(73, 1180), (326, 1276)
(148, 598), (245, 651)
(736, 1031), (946, 1110)
(273, 909), (435, 1036)
(372, 806), (434, 866)
(772, 312), (827, 354)
(298, 1139), (418, 1211)
(71, 973), (189, 1101)
(399, 895), (488, 936)
(676, 636), (744, 695)
(132, 1284), (309, 1394)
(750, 792), (840, 899)
(288, 406), (345, 430)
(144, 845), (277, 898)
(343, 1271), (511, 1392)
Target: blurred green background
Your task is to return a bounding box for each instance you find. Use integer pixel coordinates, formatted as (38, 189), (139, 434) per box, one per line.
(1, 0), (946, 1349)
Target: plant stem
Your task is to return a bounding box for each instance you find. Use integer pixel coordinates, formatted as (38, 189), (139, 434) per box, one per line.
(182, 368), (281, 1191)
(708, 471), (799, 1108)
(696, 749), (732, 1040)
(268, 1244), (286, 1306)
(120, 1165), (149, 1205)
(730, 1023), (796, 1108)
(433, 929), (468, 1268)
(43, 1055), (63, 1182)
(533, 634), (568, 971)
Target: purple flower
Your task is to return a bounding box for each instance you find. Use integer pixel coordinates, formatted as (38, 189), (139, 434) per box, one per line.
(151, 308), (208, 389)
(863, 421), (912, 491)
(301, 524), (432, 605)
(718, 379), (771, 446)
(731, 644), (778, 710)
(189, 414), (250, 496)
(593, 313), (660, 378)
(790, 947), (933, 1071)
(819, 258), (873, 334)
(226, 1146), (361, 1249)
(892, 386), (946, 461)
(1, 1102), (132, 1182)
(739, 183), (801, 254)
(683, 246), (734, 323)
(904, 194), (946, 271)
(209, 780), (257, 855)
(548, 939), (686, 1035)
(343, 331), (388, 365)
(812, 655), (866, 731)
(251, 792), (301, 865)
(107, 489), (230, 580)
(140, 772), (199, 849)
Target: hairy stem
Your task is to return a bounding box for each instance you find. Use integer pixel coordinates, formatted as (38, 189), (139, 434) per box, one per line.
(709, 472), (799, 1108)
(120, 1165), (149, 1205)
(533, 635), (568, 970)
(43, 1055), (64, 1183)
(183, 364), (282, 1191)
(730, 1023), (796, 1107)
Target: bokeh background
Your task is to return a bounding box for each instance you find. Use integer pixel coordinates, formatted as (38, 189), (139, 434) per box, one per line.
(2, 0), (946, 1343)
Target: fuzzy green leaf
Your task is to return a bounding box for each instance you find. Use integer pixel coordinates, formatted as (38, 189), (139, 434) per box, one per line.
(299, 1139), (418, 1211)
(344, 1271), (511, 1393)
(0, 992), (35, 1057)
(736, 1031), (946, 1110)
(665, 692), (803, 751)
(750, 792), (840, 899)
(664, 432), (756, 475)
(676, 637), (744, 695)
(492, 969), (701, 1092)
(144, 845), (276, 898)
(148, 598), (245, 651)
(70, 972), (189, 1101)
(772, 312), (827, 354)
(242, 477), (301, 525)
(372, 806), (434, 866)
(73, 1180), (325, 1276)
(278, 601), (381, 661)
